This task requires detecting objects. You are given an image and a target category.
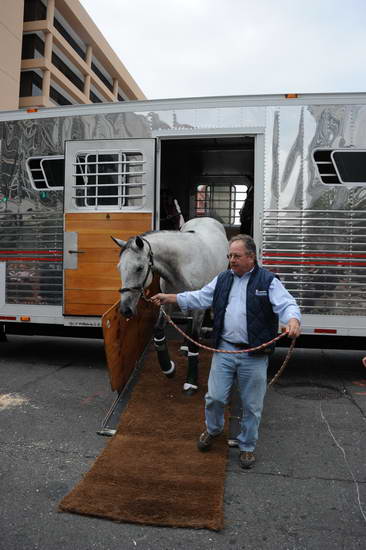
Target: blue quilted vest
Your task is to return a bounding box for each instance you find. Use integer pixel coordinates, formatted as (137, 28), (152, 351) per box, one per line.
(212, 264), (278, 354)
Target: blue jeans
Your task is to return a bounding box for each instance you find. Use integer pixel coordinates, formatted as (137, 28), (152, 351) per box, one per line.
(205, 340), (268, 452)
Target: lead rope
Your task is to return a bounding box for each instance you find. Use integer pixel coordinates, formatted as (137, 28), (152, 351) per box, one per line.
(145, 293), (296, 387)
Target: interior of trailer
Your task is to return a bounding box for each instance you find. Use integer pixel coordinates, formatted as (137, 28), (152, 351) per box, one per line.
(159, 136), (255, 239)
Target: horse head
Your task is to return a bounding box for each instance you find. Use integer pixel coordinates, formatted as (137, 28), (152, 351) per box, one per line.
(112, 235), (154, 318)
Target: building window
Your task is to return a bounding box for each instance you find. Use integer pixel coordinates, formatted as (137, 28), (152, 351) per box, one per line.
(22, 33), (45, 59)
(49, 87), (72, 106)
(118, 87), (126, 101)
(313, 149), (366, 184)
(23, 0), (47, 22)
(73, 151), (146, 209)
(90, 90), (103, 103)
(26, 156), (65, 190)
(91, 61), (113, 92)
(51, 52), (84, 92)
(19, 71), (43, 97)
(49, 80), (75, 106)
(53, 16), (86, 60)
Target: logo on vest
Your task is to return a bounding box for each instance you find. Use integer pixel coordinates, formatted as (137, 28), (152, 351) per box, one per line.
(255, 289), (268, 296)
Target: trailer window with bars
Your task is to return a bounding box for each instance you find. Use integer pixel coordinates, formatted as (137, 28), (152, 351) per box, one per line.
(26, 156), (65, 190)
(73, 151), (145, 208)
(194, 183), (247, 226)
(313, 149), (366, 185)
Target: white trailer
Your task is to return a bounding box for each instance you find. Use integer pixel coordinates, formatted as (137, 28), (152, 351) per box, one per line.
(1, 92), (366, 347)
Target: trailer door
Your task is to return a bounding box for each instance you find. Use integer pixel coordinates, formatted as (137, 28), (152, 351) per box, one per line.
(63, 139), (155, 316)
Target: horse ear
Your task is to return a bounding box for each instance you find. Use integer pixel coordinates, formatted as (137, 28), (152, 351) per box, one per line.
(111, 236), (127, 249)
(135, 236), (144, 249)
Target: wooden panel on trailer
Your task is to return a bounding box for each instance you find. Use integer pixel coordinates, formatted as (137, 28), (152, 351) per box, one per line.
(65, 274), (118, 290)
(102, 277), (160, 393)
(66, 303), (115, 316)
(64, 212), (152, 316)
(72, 248), (117, 263)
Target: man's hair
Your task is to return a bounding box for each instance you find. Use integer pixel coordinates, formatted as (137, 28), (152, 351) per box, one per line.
(229, 234), (257, 257)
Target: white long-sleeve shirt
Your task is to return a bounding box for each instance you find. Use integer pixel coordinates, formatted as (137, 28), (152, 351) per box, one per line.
(177, 269), (301, 344)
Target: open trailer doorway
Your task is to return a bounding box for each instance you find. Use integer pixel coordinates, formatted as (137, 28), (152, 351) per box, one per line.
(158, 135), (255, 239)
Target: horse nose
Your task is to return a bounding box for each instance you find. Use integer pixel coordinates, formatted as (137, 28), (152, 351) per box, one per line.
(120, 304), (133, 318)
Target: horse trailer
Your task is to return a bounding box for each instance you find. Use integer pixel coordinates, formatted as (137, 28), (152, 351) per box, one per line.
(1, 92), (366, 347)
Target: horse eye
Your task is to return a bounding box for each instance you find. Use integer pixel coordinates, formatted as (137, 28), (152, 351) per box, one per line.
(136, 266), (143, 272)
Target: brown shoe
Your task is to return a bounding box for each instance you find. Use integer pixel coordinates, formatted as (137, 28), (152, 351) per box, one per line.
(239, 451), (256, 469)
(197, 430), (220, 452)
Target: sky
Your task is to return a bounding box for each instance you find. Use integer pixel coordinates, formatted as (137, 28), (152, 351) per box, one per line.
(80, 0), (366, 100)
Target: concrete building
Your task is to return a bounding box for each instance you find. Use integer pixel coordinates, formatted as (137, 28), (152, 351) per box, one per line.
(0, 0), (146, 111)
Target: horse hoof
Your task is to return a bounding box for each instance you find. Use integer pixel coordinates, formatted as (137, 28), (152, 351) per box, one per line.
(182, 383), (198, 396)
(183, 387), (197, 396)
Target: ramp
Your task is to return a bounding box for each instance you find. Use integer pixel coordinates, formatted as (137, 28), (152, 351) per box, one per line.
(102, 277), (160, 393)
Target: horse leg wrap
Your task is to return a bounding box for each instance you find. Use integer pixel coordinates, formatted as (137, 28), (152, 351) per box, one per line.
(183, 351), (199, 394)
(153, 335), (166, 351)
(180, 337), (189, 355)
(154, 337), (175, 378)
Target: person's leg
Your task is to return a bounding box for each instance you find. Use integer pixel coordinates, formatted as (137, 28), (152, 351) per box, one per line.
(204, 348), (236, 436)
(228, 376), (241, 446)
(236, 354), (268, 452)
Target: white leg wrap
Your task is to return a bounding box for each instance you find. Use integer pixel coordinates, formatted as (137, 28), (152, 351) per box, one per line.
(164, 360), (175, 376)
(183, 382), (198, 391)
(180, 345), (188, 352)
(187, 351), (199, 357)
(154, 336), (166, 342)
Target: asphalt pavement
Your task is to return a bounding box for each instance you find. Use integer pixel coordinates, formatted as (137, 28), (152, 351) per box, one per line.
(0, 334), (365, 550)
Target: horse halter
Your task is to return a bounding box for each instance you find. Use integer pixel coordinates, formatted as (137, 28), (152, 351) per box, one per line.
(118, 236), (154, 296)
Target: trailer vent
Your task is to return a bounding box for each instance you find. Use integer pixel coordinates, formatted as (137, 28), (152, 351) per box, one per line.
(261, 208), (366, 316)
(313, 150), (340, 184)
(313, 149), (366, 185)
(1, 212), (63, 306)
(26, 156), (64, 191)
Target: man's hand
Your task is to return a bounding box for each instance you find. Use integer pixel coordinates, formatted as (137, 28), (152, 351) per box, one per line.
(150, 293), (177, 306)
(286, 318), (301, 339)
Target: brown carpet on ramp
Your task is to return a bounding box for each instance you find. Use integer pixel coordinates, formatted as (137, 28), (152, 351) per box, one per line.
(59, 343), (228, 531)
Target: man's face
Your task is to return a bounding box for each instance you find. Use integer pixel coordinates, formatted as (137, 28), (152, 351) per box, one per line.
(228, 240), (255, 277)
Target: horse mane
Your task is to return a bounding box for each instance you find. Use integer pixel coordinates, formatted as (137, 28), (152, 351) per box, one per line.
(140, 229), (195, 237)
(123, 228), (196, 254)
(140, 229), (180, 237)
(123, 230), (179, 252)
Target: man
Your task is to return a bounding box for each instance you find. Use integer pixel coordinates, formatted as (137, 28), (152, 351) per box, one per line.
(150, 234), (301, 469)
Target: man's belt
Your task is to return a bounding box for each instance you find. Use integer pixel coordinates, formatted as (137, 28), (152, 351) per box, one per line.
(222, 339), (249, 349)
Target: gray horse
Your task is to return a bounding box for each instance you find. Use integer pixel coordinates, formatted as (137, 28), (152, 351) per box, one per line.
(112, 217), (228, 395)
